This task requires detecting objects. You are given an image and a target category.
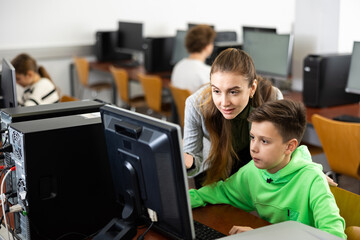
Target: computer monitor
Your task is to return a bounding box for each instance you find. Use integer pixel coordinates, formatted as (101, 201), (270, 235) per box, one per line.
(346, 41), (360, 95)
(98, 105), (195, 239)
(188, 23), (215, 30)
(242, 26), (277, 38)
(0, 58), (18, 108)
(242, 31), (294, 80)
(117, 21), (144, 52)
(170, 30), (189, 66)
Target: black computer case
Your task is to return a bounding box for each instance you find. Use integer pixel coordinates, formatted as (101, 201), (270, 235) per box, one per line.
(143, 37), (174, 72)
(95, 31), (132, 62)
(1, 100), (105, 204)
(9, 113), (119, 240)
(302, 54), (360, 107)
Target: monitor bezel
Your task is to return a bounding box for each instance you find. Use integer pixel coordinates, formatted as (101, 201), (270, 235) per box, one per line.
(346, 41), (360, 95)
(1, 58), (18, 108)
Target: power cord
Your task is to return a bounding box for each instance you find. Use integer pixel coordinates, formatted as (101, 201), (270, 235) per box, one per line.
(136, 221), (154, 240)
(0, 144), (12, 153)
(1, 166), (16, 240)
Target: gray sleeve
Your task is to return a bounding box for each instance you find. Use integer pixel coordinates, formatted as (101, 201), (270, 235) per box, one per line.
(273, 86), (284, 100)
(183, 90), (209, 176)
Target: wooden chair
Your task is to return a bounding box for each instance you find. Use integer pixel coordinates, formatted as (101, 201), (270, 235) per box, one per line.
(311, 114), (360, 182)
(169, 84), (191, 128)
(60, 95), (79, 102)
(109, 66), (146, 111)
(137, 73), (172, 120)
(73, 57), (113, 101)
(330, 186), (360, 240)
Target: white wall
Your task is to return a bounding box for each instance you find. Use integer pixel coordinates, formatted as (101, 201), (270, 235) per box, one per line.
(0, 0), (295, 49)
(1, 0), (360, 95)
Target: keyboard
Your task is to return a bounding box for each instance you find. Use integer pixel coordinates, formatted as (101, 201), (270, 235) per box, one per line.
(332, 114), (360, 123)
(194, 220), (226, 240)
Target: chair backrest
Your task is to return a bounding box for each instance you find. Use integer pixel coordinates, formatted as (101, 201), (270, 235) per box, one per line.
(330, 186), (360, 239)
(312, 114), (360, 180)
(169, 84), (191, 128)
(109, 66), (129, 104)
(73, 57), (89, 87)
(138, 73), (162, 112)
(60, 95), (79, 102)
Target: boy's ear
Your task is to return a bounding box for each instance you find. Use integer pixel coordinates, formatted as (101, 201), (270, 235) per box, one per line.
(285, 138), (298, 154)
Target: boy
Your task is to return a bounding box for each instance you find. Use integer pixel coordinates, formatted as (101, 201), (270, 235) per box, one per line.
(189, 99), (346, 239)
(171, 24), (216, 93)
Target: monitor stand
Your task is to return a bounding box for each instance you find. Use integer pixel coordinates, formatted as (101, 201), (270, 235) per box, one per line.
(93, 218), (137, 240)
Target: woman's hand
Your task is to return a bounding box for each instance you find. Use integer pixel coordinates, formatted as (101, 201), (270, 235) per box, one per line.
(229, 226), (253, 235)
(184, 153), (194, 169)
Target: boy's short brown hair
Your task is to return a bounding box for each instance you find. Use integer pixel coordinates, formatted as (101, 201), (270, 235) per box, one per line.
(185, 25), (216, 53)
(247, 99), (307, 143)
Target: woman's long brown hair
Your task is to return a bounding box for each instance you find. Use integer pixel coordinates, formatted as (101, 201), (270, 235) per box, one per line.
(199, 48), (274, 185)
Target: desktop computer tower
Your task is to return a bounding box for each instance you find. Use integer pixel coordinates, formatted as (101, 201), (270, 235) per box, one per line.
(8, 113), (119, 240)
(1, 100), (105, 204)
(143, 37), (174, 72)
(0, 100), (105, 235)
(95, 31), (132, 62)
(302, 54), (360, 107)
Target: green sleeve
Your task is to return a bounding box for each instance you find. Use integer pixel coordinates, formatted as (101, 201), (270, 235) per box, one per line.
(310, 175), (347, 239)
(189, 164), (255, 211)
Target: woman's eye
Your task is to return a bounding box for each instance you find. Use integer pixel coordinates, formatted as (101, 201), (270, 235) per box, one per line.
(212, 89), (220, 94)
(261, 139), (268, 144)
(250, 135), (255, 140)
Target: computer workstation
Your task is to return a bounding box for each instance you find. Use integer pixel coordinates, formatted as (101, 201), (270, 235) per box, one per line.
(301, 41), (360, 124)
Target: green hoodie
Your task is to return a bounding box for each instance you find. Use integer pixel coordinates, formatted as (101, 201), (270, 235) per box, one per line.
(189, 145), (346, 239)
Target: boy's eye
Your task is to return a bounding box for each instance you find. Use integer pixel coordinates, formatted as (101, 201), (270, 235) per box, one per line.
(261, 139), (269, 144)
(230, 90), (239, 95)
(249, 134), (255, 140)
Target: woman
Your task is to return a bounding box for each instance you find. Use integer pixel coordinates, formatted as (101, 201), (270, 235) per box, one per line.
(183, 48), (282, 186)
(11, 53), (60, 106)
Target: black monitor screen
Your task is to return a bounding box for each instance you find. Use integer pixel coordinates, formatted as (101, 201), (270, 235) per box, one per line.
(346, 41), (360, 95)
(1, 58), (18, 108)
(188, 23), (215, 30)
(242, 31), (294, 80)
(100, 105), (195, 239)
(170, 30), (188, 65)
(118, 21), (144, 51)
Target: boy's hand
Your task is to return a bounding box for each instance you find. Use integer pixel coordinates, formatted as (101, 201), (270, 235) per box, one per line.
(325, 175), (338, 186)
(229, 226), (253, 235)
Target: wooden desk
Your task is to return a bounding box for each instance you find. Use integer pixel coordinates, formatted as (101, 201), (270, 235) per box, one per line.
(283, 91), (360, 124)
(134, 204), (270, 239)
(284, 91), (360, 146)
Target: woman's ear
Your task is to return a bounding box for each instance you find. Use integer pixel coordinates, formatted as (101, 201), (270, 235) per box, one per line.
(251, 79), (257, 97)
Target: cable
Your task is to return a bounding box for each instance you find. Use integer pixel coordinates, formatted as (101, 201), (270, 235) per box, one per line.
(0, 144), (12, 153)
(137, 221), (154, 240)
(0, 129), (8, 134)
(1, 166), (16, 240)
